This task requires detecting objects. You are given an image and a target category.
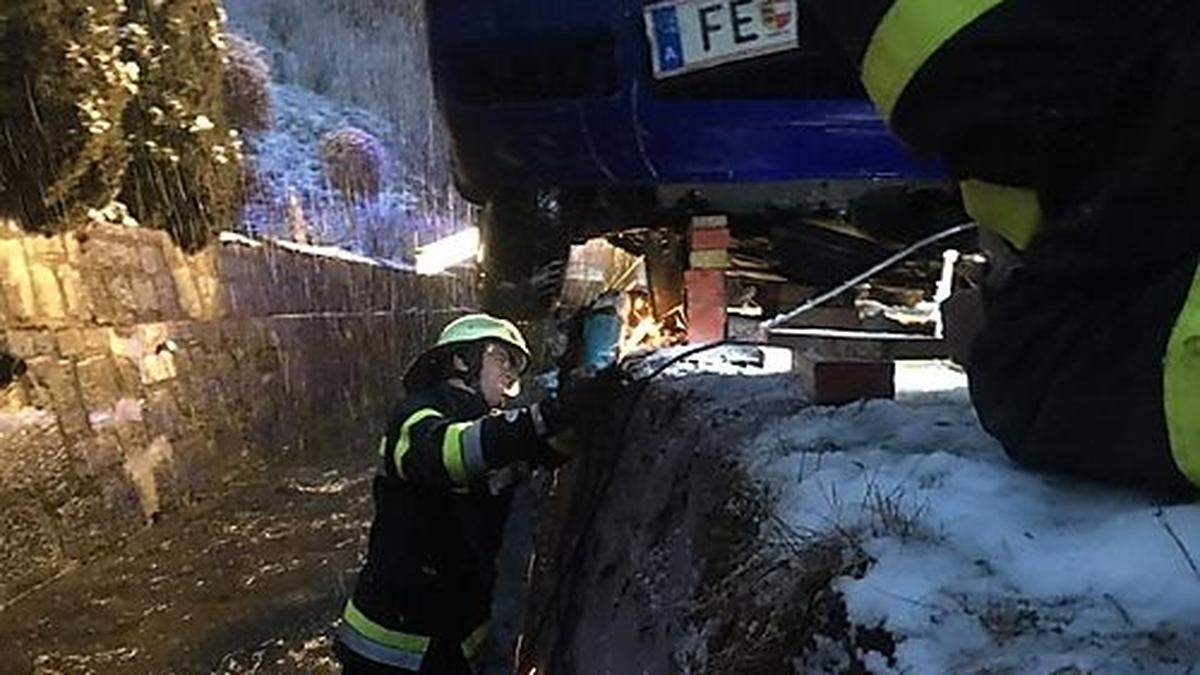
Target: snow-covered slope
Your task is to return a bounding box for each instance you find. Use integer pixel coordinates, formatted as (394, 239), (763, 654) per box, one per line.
(722, 359), (1200, 673)
(238, 83), (458, 260)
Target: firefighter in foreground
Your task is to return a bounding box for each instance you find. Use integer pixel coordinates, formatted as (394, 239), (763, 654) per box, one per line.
(335, 314), (600, 673)
(807, 0), (1199, 496)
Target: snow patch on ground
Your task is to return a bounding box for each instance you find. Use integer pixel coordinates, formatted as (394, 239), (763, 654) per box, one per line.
(698, 358), (1200, 673)
(625, 344), (796, 379)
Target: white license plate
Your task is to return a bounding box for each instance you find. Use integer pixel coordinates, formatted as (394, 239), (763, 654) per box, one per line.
(644, 0), (799, 79)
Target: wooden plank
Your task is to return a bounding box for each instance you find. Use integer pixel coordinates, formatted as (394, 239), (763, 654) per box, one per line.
(768, 327), (949, 360)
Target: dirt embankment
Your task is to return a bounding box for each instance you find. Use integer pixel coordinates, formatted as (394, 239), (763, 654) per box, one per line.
(520, 352), (820, 674)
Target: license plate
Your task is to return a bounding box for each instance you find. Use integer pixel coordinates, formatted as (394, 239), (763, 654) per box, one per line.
(644, 0), (799, 79)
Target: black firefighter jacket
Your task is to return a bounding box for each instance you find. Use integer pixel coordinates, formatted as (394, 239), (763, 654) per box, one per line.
(341, 382), (558, 669)
(805, 0), (1200, 494)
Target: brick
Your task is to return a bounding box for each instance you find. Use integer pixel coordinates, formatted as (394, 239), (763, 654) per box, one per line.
(690, 214), (729, 229)
(57, 262), (89, 321)
(23, 233), (66, 264)
(28, 263), (66, 321)
(795, 355), (895, 405)
(76, 354), (122, 414)
(689, 249), (730, 269)
(0, 239), (34, 324)
(61, 232), (83, 264)
(162, 238), (209, 320)
(689, 226), (731, 251)
(685, 269), (727, 343)
(188, 248), (224, 319)
(22, 235), (69, 323)
(5, 329), (57, 359)
(140, 351), (178, 385)
(24, 356), (89, 437)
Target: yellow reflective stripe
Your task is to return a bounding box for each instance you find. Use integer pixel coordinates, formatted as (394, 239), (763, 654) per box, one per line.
(377, 435), (388, 457)
(1165, 261), (1200, 488)
(461, 621), (490, 661)
(442, 421), (473, 488)
(343, 600), (431, 654)
(862, 0), (1006, 120)
(960, 179), (1043, 250)
(395, 408), (445, 479)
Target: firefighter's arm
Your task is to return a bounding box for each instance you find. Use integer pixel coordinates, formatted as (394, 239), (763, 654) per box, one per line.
(388, 405), (560, 491)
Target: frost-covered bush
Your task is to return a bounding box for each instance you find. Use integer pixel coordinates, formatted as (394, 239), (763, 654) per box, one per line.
(118, 0), (245, 251)
(320, 126), (387, 202)
(0, 0), (133, 231)
(223, 0), (441, 176)
(0, 0), (251, 249)
(221, 33), (272, 133)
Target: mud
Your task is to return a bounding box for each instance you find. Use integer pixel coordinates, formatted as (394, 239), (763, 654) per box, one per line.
(0, 440), (541, 675)
(0, 452), (370, 674)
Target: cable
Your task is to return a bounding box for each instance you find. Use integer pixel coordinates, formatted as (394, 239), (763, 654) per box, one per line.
(529, 222), (979, 669)
(759, 221), (977, 333)
(530, 339), (757, 669)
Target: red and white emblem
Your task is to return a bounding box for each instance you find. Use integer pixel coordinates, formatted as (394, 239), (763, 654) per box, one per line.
(759, 0), (793, 33)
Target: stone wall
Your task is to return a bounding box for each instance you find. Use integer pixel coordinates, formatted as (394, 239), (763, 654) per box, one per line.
(0, 220), (473, 602)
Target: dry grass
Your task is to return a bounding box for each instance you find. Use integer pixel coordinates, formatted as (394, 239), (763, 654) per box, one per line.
(685, 462), (931, 674)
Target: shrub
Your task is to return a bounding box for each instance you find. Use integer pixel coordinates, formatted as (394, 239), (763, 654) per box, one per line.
(320, 126), (387, 202)
(0, 0), (133, 231)
(118, 0), (245, 251)
(221, 33), (272, 133)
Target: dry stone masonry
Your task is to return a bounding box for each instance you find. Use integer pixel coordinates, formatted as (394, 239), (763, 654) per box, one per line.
(0, 220), (473, 603)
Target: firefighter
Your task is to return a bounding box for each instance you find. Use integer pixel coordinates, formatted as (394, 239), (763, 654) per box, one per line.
(334, 313), (600, 673)
(806, 0), (1199, 495)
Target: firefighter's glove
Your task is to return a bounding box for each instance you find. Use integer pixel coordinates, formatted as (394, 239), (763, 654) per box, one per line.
(539, 366), (617, 436)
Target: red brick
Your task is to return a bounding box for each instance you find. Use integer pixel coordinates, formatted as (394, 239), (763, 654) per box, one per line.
(688, 249), (730, 269)
(685, 269), (726, 343)
(689, 226), (731, 251)
(795, 355), (895, 405)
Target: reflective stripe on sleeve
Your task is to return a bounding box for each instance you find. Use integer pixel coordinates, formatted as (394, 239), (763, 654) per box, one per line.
(960, 179), (1043, 250)
(861, 0), (1006, 120)
(1165, 260), (1200, 488)
(338, 595), (432, 658)
(443, 420), (485, 488)
(393, 408), (444, 479)
(337, 622), (425, 671)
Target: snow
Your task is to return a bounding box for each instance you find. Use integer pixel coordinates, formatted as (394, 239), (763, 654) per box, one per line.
(624, 344), (796, 379)
(707, 358), (1200, 673)
(239, 83), (458, 260)
(218, 229), (417, 271)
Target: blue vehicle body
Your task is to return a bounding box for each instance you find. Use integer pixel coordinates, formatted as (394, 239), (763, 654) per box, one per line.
(426, 0), (941, 202)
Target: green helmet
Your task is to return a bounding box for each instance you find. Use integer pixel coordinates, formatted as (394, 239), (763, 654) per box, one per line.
(434, 314), (530, 359)
(404, 313), (531, 390)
